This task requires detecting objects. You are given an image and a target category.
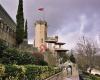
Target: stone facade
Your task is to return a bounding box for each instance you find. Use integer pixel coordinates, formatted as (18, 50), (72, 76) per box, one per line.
(0, 4), (16, 47)
(34, 20), (68, 66)
(34, 20), (47, 49)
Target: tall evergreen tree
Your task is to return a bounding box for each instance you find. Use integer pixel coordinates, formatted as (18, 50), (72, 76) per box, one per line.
(16, 0), (24, 45)
(24, 20), (27, 39)
(69, 53), (76, 63)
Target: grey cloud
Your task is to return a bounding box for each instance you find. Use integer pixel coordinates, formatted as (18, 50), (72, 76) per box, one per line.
(1, 0), (100, 47)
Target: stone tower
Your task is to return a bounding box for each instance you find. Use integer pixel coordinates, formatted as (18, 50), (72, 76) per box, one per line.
(34, 20), (47, 49)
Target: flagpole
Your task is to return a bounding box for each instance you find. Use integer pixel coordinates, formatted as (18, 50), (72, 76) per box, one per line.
(38, 8), (46, 21)
(43, 8), (46, 21)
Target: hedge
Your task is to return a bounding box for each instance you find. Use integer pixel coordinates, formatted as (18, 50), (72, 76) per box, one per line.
(0, 41), (48, 66)
(82, 71), (100, 80)
(0, 64), (61, 80)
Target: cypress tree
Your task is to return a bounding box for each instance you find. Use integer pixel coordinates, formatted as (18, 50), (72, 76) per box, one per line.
(16, 0), (24, 45)
(69, 53), (76, 63)
(24, 20), (27, 39)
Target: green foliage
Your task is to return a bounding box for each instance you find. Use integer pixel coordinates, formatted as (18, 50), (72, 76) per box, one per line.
(1, 48), (19, 64)
(0, 46), (47, 65)
(69, 53), (76, 63)
(88, 75), (100, 80)
(38, 59), (48, 66)
(83, 71), (100, 80)
(16, 0), (24, 45)
(17, 52), (35, 65)
(58, 52), (68, 63)
(0, 41), (7, 50)
(0, 65), (61, 80)
(24, 20), (27, 39)
(0, 40), (47, 65)
(0, 64), (5, 76)
(5, 65), (23, 77)
(1, 48), (35, 65)
(0, 41), (8, 64)
(32, 52), (48, 66)
(4, 65), (26, 80)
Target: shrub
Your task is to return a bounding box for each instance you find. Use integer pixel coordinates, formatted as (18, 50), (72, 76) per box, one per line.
(0, 40), (47, 65)
(0, 64), (5, 77)
(1, 47), (48, 66)
(0, 40), (8, 60)
(0, 65), (61, 80)
(4, 64), (24, 80)
(69, 53), (76, 63)
(38, 59), (48, 66)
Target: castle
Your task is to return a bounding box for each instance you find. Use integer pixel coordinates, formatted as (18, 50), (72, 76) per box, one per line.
(34, 20), (68, 66)
(0, 4), (16, 47)
(34, 20), (67, 52)
(0, 4), (68, 66)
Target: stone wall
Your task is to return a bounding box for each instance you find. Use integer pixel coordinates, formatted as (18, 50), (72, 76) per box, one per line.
(19, 39), (34, 53)
(0, 4), (16, 47)
(45, 72), (63, 80)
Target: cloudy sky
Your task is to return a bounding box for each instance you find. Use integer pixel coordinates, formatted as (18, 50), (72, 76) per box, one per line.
(1, 0), (100, 49)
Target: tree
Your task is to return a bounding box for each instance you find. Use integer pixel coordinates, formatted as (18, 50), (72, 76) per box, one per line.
(16, 0), (24, 45)
(32, 52), (48, 66)
(0, 40), (8, 63)
(0, 40), (8, 57)
(76, 36), (98, 69)
(69, 51), (76, 63)
(1, 48), (35, 65)
(58, 52), (68, 63)
(24, 20), (27, 39)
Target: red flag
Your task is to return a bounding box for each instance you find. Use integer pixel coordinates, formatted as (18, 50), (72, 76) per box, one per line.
(38, 8), (44, 11)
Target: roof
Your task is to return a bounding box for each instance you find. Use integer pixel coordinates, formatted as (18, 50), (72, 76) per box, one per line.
(45, 40), (57, 43)
(55, 48), (68, 52)
(55, 42), (66, 45)
(45, 37), (58, 43)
